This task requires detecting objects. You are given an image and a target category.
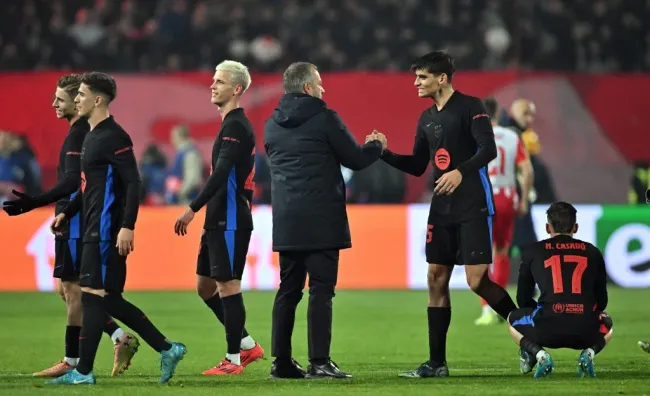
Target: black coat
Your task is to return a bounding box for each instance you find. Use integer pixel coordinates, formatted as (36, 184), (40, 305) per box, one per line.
(264, 93), (383, 252)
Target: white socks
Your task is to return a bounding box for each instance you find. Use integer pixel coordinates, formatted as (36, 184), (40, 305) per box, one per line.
(111, 328), (126, 344)
(240, 336), (256, 350)
(482, 305), (494, 315)
(226, 353), (241, 365)
(64, 357), (79, 366)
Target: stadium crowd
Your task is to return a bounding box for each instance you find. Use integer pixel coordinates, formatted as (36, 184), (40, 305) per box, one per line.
(1, 0), (647, 206)
(1, 0), (648, 73)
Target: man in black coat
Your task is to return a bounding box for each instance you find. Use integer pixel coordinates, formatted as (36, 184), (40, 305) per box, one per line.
(264, 62), (385, 379)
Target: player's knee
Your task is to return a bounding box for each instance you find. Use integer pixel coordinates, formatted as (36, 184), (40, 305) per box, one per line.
(62, 281), (81, 304)
(103, 292), (123, 309)
(309, 282), (335, 299)
(427, 267), (451, 293)
(196, 276), (217, 300)
(56, 280), (66, 302)
(466, 273), (484, 293)
(217, 280), (241, 298)
(466, 268), (490, 293)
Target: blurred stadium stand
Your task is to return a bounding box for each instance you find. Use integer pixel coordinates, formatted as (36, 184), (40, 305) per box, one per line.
(1, 0), (649, 205)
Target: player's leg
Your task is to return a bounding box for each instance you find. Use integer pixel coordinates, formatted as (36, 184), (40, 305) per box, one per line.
(506, 308), (554, 378)
(271, 251), (308, 379)
(462, 217), (517, 321)
(34, 240), (85, 377)
(304, 249), (350, 379)
(200, 230), (251, 375)
(196, 232), (260, 368)
(101, 243), (186, 384)
(46, 242), (109, 385)
(578, 312), (614, 378)
(400, 223), (455, 378)
(477, 197), (515, 324)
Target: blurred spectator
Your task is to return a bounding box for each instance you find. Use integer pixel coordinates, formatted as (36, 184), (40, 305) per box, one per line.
(0, 0), (648, 73)
(348, 161), (406, 204)
(252, 154), (272, 205)
(11, 134), (43, 196)
(0, 131), (42, 203)
(165, 124), (203, 205)
(629, 161), (649, 205)
(139, 143), (168, 205)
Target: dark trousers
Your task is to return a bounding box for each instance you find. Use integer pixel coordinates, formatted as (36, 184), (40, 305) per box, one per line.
(271, 249), (339, 361)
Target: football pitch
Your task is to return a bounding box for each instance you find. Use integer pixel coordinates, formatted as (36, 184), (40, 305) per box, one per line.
(0, 288), (648, 395)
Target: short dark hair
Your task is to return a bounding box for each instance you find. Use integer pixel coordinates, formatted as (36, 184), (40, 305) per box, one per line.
(283, 62), (317, 93)
(546, 201), (577, 234)
(81, 72), (117, 103)
(482, 97), (499, 119)
(57, 74), (82, 100)
(410, 51), (456, 83)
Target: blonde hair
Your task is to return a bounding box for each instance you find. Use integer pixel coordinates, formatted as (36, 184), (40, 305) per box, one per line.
(215, 60), (252, 94)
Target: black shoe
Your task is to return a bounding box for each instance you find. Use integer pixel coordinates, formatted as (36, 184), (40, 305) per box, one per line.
(269, 358), (306, 379)
(305, 359), (352, 379)
(398, 361), (449, 378)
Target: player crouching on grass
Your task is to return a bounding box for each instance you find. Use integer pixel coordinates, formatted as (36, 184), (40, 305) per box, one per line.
(507, 201), (613, 378)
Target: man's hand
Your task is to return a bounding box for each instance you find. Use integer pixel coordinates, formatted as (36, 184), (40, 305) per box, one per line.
(517, 199), (529, 216)
(2, 189), (37, 216)
(50, 213), (67, 235)
(434, 170), (463, 195)
(365, 130), (387, 150)
(174, 207), (195, 236)
(116, 228), (135, 256)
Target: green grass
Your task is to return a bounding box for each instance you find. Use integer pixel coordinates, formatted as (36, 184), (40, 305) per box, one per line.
(0, 289), (649, 395)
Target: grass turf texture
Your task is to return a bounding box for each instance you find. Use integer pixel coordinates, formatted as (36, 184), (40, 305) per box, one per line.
(0, 289), (648, 395)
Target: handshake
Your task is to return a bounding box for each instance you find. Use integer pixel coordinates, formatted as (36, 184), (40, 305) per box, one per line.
(365, 130), (387, 150)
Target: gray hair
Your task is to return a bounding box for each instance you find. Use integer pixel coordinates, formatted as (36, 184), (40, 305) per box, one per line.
(215, 60), (252, 93)
(282, 62), (317, 93)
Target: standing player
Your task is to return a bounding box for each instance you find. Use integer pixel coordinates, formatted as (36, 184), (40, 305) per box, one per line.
(2, 74), (139, 377)
(174, 60), (263, 376)
(475, 97), (534, 325)
(375, 51), (518, 378)
(508, 201), (613, 378)
(47, 72), (186, 385)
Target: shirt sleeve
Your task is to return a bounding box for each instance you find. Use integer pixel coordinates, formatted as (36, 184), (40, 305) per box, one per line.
(516, 249), (538, 309)
(104, 133), (141, 230)
(592, 247), (608, 311)
(456, 98), (497, 176)
(33, 130), (85, 206)
(325, 110), (383, 171)
(380, 125), (430, 176)
(515, 136), (528, 166)
(189, 122), (253, 213)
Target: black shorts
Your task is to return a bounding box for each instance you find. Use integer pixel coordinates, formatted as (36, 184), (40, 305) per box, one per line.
(79, 242), (127, 293)
(425, 216), (493, 265)
(53, 239), (83, 281)
(196, 229), (251, 282)
(508, 307), (613, 350)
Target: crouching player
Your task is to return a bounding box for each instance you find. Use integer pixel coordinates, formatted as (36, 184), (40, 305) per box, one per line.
(507, 201), (613, 378)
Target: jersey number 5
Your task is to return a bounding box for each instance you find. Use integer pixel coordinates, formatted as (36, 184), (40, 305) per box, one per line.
(544, 255), (588, 294)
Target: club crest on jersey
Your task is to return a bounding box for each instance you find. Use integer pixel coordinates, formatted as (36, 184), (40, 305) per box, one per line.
(433, 124), (442, 138)
(434, 148), (450, 170)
